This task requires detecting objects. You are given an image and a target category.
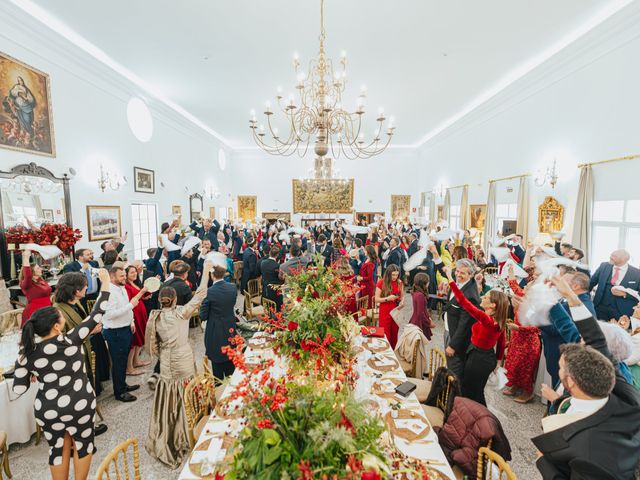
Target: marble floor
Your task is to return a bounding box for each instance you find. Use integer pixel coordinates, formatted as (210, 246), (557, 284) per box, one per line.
(7, 309), (545, 479)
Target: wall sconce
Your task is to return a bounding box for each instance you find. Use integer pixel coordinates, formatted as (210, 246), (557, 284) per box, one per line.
(97, 164), (125, 192)
(534, 159), (559, 189)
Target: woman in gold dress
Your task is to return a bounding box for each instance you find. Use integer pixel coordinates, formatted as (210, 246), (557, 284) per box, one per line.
(144, 260), (212, 468)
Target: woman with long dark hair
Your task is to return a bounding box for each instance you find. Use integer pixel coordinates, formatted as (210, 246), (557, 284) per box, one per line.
(124, 265), (151, 375)
(357, 245), (377, 309)
(19, 249), (52, 327)
(409, 272), (435, 340)
(440, 264), (508, 406)
(375, 264), (404, 348)
(12, 269), (111, 480)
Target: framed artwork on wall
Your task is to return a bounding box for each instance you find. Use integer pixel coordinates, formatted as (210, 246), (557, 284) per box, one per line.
(469, 204), (487, 230)
(209, 207), (216, 219)
(0, 51), (56, 157)
(390, 195), (411, 221)
(237, 195), (257, 221)
(134, 167), (155, 193)
(42, 209), (54, 222)
(86, 205), (122, 241)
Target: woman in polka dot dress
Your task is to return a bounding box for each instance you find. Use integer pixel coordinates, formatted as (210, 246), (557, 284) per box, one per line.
(12, 268), (111, 480)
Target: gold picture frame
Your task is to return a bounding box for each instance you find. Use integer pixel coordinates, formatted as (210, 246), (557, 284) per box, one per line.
(237, 195), (257, 222)
(209, 207), (216, 219)
(469, 204), (487, 230)
(391, 195), (411, 221)
(262, 211), (291, 222)
(0, 51), (56, 157)
(86, 205), (122, 241)
(538, 196), (564, 233)
(292, 179), (354, 213)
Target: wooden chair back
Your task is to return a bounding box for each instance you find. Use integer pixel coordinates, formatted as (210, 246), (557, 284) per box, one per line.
(94, 437), (141, 480)
(184, 375), (217, 448)
(262, 298), (277, 315)
(86, 299), (96, 312)
(436, 374), (455, 412)
(233, 261), (243, 286)
(477, 445), (517, 480)
(247, 278), (261, 298)
(428, 348), (446, 380)
(356, 295), (370, 325)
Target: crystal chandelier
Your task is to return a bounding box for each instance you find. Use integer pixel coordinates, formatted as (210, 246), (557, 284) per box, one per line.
(249, 0), (395, 161)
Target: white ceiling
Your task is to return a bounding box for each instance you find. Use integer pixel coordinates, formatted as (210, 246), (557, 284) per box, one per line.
(22, 0), (630, 147)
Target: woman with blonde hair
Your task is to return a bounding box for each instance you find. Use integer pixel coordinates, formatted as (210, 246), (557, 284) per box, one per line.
(145, 260), (212, 468)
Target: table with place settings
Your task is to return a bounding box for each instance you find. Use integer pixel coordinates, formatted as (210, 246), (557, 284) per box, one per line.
(0, 331), (38, 445)
(179, 333), (455, 480)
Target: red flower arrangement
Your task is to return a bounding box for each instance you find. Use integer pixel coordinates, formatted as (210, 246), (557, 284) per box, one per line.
(4, 223), (82, 252)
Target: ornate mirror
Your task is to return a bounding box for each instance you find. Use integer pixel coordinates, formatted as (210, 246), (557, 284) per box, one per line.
(189, 192), (203, 223)
(0, 162), (73, 280)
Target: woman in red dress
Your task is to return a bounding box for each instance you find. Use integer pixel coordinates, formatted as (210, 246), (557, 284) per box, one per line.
(503, 264), (541, 403)
(19, 249), (52, 327)
(357, 245), (377, 309)
(335, 257), (358, 316)
(124, 265), (151, 375)
(375, 264), (403, 349)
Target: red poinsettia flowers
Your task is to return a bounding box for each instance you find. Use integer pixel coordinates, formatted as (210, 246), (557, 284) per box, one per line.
(5, 223), (82, 252)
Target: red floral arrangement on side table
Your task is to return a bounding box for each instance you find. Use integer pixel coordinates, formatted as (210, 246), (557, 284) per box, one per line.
(4, 223), (83, 252)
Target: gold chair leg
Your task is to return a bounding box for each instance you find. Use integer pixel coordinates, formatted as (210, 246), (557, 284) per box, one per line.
(2, 442), (12, 479)
(96, 403), (104, 422)
(35, 424), (42, 445)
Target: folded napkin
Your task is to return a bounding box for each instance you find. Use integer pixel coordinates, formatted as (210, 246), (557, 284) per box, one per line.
(361, 326), (385, 337)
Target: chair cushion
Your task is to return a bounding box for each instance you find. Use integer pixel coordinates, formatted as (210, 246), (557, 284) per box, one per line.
(398, 357), (413, 377)
(407, 378), (431, 403)
(422, 405), (445, 428)
(250, 306), (265, 317)
(251, 296), (262, 305)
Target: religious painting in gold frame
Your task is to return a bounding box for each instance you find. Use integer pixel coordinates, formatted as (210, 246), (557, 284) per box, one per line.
(209, 207), (216, 219)
(538, 196), (564, 233)
(0, 51), (56, 157)
(292, 179), (354, 213)
(469, 204), (487, 230)
(237, 195), (257, 221)
(391, 195), (411, 221)
(263, 211), (291, 223)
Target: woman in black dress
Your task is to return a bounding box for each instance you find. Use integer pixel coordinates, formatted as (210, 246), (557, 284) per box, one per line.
(12, 268), (111, 480)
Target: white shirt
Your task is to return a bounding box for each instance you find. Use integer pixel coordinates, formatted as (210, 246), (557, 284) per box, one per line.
(565, 397), (608, 416)
(611, 263), (628, 286)
(102, 284), (134, 329)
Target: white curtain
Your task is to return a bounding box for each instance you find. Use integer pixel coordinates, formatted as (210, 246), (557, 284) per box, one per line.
(460, 185), (469, 230)
(483, 181), (497, 254)
(516, 176), (529, 242)
(443, 189), (451, 225)
(428, 193), (436, 227)
(572, 165), (594, 261)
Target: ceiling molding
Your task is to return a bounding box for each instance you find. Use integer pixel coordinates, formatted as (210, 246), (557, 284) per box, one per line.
(415, 0), (639, 150)
(3, 0), (232, 148)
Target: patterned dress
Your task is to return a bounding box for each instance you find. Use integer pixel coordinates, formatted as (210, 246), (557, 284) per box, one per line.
(12, 291), (109, 466)
(505, 280), (541, 394)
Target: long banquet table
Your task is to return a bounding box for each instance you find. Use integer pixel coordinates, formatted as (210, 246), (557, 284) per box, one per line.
(179, 333), (455, 479)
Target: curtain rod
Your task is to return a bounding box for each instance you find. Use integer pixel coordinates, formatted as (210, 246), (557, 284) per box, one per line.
(577, 153), (640, 168)
(447, 183), (468, 190)
(489, 173), (530, 183)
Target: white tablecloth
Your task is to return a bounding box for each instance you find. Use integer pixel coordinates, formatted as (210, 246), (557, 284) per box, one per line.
(179, 335), (455, 479)
(0, 378), (37, 445)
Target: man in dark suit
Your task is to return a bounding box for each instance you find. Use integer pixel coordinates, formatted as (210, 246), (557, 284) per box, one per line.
(384, 237), (405, 277)
(407, 233), (419, 259)
(64, 248), (100, 302)
(143, 246), (165, 281)
(316, 234), (333, 267)
(162, 260), (193, 306)
(190, 218), (221, 249)
(240, 236), (258, 294)
(533, 276), (640, 479)
(432, 248), (480, 382)
(259, 244), (283, 311)
(231, 229), (245, 260)
(589, 249), (640, 320)
(201, 260), (238, 381)
(511, 234), (526, 264)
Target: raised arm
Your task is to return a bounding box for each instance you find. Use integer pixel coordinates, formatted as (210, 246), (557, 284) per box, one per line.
(66, 269), (111, 345)
(19, 250), (33, 290)
(448, 280), (493, 325)
(179, 260), (212, 319)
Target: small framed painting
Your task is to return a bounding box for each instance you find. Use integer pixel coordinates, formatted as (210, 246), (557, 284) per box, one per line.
(134, 167), (155, 194)
(209, 207), (216, 219)
(42, 209), (54, 222)
(86, 205), (122, 241)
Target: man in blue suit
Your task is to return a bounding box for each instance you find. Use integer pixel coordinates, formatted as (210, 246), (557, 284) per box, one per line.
(200, 257), (237, 381)
(590, 249), (640, 321)
(562, 271), (596, 317)
(190, 218), (221, 250)
(63, 248), (100, 300)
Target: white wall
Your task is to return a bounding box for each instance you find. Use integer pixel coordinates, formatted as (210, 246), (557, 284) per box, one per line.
(230, 148), (423, 224)
(417, 5), (640, 246)
(0, 4), (233, 259)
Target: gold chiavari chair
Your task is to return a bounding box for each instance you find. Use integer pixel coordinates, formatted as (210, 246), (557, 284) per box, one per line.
(356, 295), (370, 325)
(90, 352), (104, 422)
(261, 298), (277, 316)
(0, 431), (12, 480)
(247, 278), (262, 305)
(421, 373), (456, 428)
(428, 348), (446, 381)
(244, 292), (265, 319)
(190, 310), (203, 330)
(184, 375), (217, 448)
(232, 261), (243, 287)
(94, 437), (141, 480)
(0, 308), (23, 335)
(476, 445), (517, 480)
(86, 299), (96, 312)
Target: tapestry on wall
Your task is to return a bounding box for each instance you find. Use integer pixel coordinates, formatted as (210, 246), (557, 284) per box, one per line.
(0, 52), (55, 157)
(237, 195), (257, 221)
(292, 179), (354, 214)
(390, 195), (411, 221)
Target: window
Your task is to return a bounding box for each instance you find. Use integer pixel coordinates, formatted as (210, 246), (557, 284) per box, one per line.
(591, 199), (640, 266)
(131, 204), (158, 260)
(495, 203), (518, 234)
(449, 205), (460, 230)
